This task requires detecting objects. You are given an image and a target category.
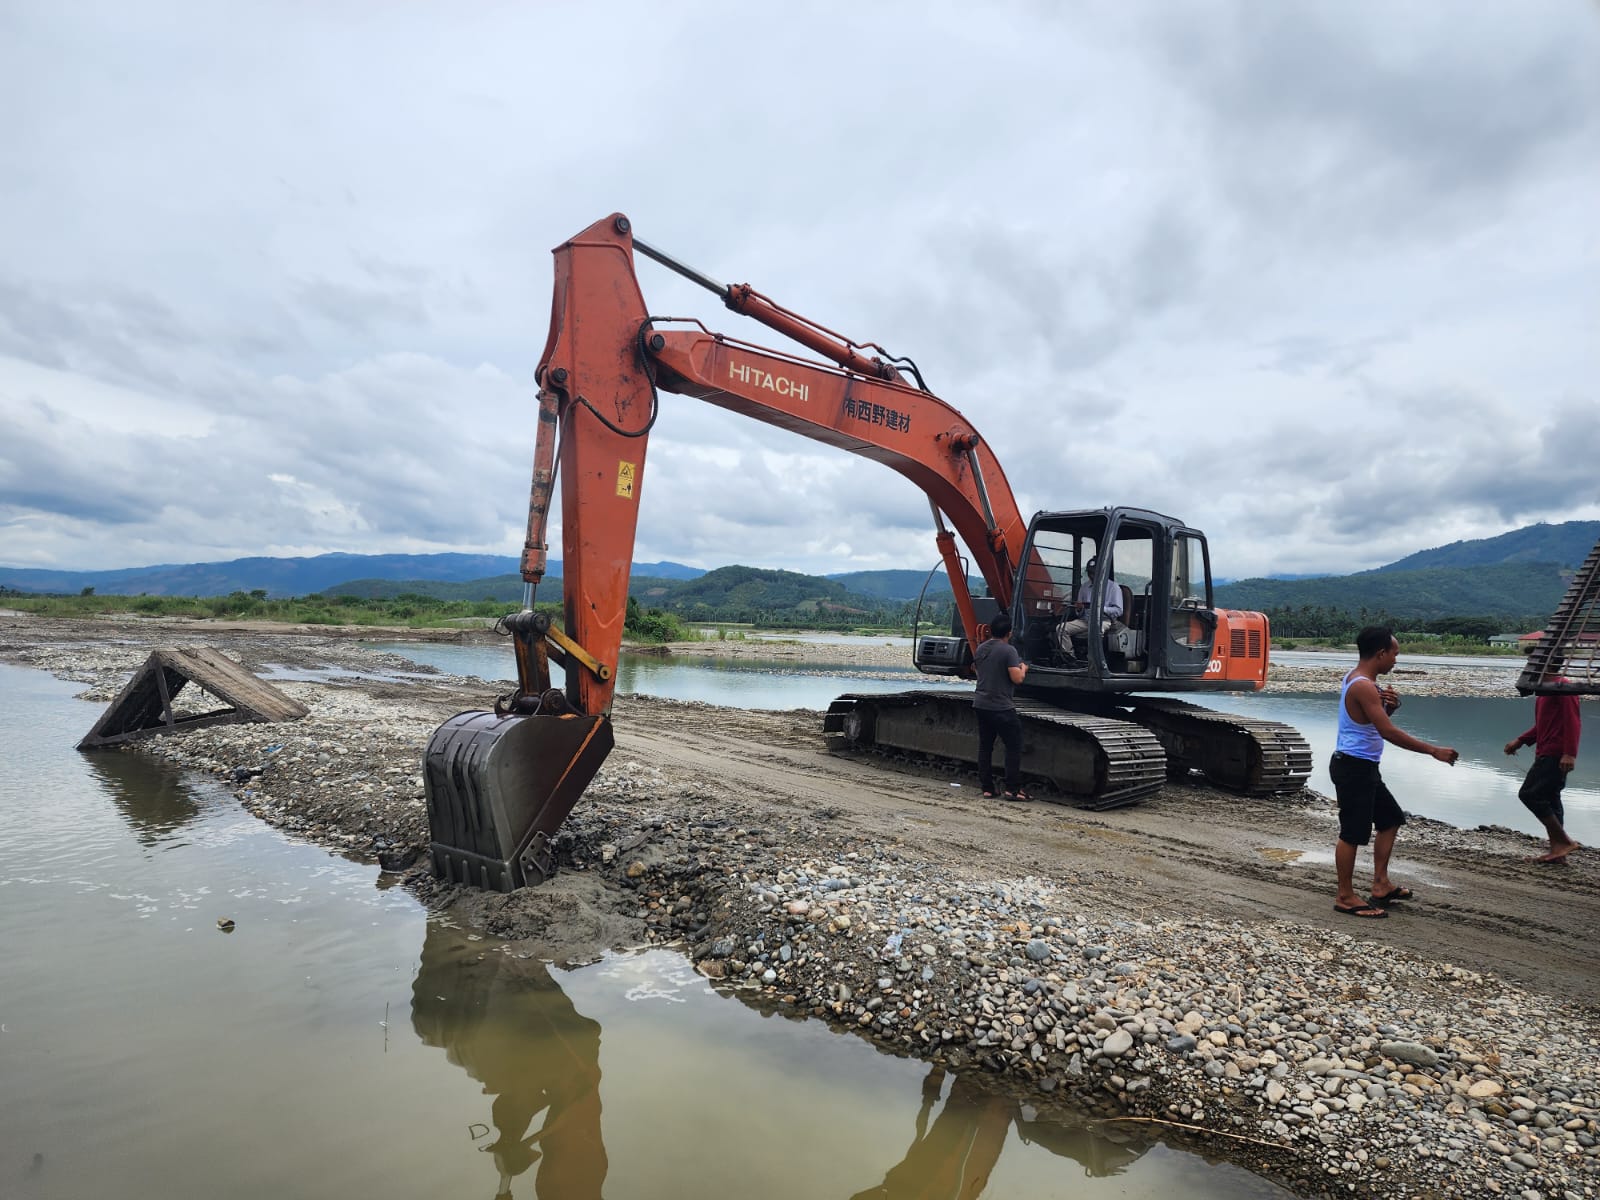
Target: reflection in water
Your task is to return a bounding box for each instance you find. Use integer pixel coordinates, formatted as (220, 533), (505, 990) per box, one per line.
(82, 751), (202, 844)
(849, 1066), (1148, 1198)
(412, 920), (1163, 1200)
(412, 927), (607, 1199)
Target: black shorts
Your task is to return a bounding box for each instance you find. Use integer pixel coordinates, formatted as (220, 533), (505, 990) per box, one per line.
(1518, 755), (1567, 823)
(1329, 751), (1405, 846)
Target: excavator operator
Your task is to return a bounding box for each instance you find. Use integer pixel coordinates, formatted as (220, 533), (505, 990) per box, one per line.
(1056, 556), (1123, 663)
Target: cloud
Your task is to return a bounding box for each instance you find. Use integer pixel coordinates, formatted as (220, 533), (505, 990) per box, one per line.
(1156, 1), (1598, 243)
(0, 1), (1595, 585)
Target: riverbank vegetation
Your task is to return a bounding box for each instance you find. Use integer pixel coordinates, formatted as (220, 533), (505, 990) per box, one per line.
(1264, 607), (1530, 656)
(0, 588), (693, 644)
(1275, 633), (1525, 657)
(3, 586), (1543, 655)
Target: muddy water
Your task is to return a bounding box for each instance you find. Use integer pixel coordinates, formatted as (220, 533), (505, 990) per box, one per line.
(0, 663), (1291, 1199)
(362, 638), (964, 708)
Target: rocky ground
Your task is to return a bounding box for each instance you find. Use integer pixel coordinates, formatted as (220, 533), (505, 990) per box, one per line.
(4, 613), (1596, 1200)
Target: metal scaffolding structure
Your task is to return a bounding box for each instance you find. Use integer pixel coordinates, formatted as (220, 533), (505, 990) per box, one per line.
(1517, 537), (1600, 696)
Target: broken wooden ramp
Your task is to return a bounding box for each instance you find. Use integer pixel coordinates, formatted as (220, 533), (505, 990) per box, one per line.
(78, 647), (308, 750)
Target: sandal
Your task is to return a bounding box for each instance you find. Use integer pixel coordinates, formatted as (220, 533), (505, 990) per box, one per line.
(1002, 789), (1032, 802)
(1334, 901), (1387, 919)
(981, 790), (997, 799)
(1370, 886), (1413, 905)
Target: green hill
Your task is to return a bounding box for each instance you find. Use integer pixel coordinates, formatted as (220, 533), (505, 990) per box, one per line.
(13, 520), (1592, 635)
(666, 565), (861, 615)
(1376, 521), (1600, 573)
(827, 569), (946, 600)
(1216, 562), (1570, 625)
(323, 574), (527, 602)
(320, 564), (950, 629)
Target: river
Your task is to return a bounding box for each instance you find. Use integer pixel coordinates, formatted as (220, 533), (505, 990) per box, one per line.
(0, 662), (1291, 1199)
(363, 641), (1599, 847)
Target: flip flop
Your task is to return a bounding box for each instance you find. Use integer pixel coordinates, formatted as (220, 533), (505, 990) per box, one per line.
(981, 790), (997, 799)
(1002, 790), (1032, 802)
(1334, 902), (1388, 919)
(1370, 886), (1413, 905)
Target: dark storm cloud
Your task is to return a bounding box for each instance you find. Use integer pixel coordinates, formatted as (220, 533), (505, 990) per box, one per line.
(0, 276), (299, 403)
(1157, 2), (1598, 238)
(887, 203), (1209, 381)
(0, 430), (152, 525)
(1169, 386), (1599, 573)
(0, 279), (188, 375)
(1322, 393), (1600, 532)
(290, 255), (486, 340)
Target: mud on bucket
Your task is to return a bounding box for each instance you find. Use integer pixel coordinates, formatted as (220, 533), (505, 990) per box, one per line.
(423, 710), (614, 893)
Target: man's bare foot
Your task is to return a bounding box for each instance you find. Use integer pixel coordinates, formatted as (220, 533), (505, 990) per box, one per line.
(1534, 843), (1579, 864)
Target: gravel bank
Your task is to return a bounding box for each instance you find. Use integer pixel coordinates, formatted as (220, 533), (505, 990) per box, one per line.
(4, 614), (1595, 1200)
(661, 637), (1528, 698)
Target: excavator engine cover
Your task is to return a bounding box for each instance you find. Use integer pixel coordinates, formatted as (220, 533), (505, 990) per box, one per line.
(423, 710), (614, 893)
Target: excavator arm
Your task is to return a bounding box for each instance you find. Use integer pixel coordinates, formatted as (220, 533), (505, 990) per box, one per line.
(522, 213), (1027, 720)
(423, 213), (1030, 891)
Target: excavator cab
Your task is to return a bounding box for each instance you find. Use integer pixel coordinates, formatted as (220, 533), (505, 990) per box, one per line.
(1014, 507), (1225, 691)
(919, 506), (1248, 695)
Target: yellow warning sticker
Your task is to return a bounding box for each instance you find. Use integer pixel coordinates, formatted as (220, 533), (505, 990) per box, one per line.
(616, 460), (637, 499)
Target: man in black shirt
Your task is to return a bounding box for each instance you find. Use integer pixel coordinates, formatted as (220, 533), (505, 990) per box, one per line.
(973, 612), (1030, 800)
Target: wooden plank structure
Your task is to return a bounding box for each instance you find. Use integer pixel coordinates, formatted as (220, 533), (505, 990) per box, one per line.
(78, 646), (308, 750)
(1518, 536), (1600, 696)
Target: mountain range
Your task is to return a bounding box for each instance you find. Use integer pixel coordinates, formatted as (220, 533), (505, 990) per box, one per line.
(3, 520), (1595, 625)
(0, 554), (702, 597)
(1211, 521), (1598, 621)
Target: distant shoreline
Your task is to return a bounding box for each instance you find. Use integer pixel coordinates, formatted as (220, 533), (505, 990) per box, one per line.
(0, 610), (1532, 698)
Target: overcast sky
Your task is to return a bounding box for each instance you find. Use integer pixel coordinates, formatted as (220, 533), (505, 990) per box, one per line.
(3, 1), (1596, 582)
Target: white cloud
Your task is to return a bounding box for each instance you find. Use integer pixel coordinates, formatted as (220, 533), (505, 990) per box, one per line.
(1, 0), (1595, 582)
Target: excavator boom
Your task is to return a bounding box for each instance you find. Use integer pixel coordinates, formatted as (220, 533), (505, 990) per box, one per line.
(525, 214), (1027, 726)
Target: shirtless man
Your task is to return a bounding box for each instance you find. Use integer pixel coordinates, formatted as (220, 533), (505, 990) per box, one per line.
(1330, 626), (1459, 919)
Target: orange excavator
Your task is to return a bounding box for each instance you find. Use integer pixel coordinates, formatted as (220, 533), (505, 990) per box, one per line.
(423, 214), (1311, 891)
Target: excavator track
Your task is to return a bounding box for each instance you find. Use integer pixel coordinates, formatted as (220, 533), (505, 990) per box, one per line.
(1125, 697), (1312, 796)
(823, 690), (1167, 810)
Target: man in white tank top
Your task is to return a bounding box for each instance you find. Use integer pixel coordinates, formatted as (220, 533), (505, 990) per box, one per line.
(1330, 626), (1459, 919)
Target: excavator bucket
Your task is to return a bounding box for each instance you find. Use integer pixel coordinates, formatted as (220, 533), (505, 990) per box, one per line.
(423, 710), (614, 892)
